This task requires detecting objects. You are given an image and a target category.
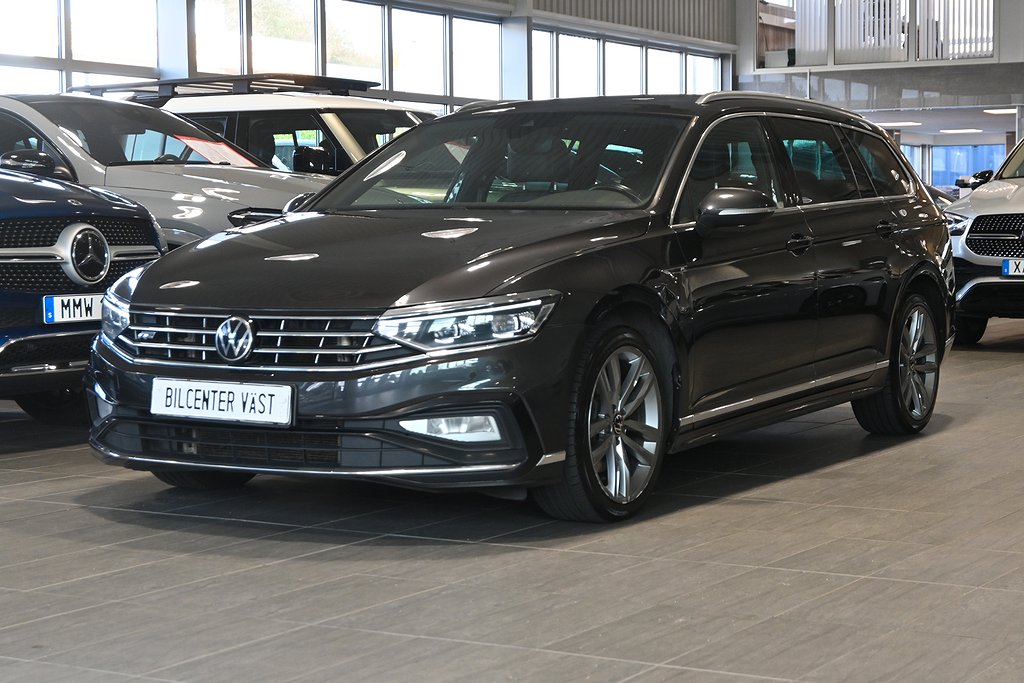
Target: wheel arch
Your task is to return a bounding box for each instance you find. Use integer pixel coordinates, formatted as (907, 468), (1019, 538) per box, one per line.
(894, 263), (953, 360)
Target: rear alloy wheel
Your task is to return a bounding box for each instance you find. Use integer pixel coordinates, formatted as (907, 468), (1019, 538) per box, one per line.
(953, 314), (987, 346)
(152, 470), (255, 490)
(853, 293), (939, 435)
(532, 322), (670, 522)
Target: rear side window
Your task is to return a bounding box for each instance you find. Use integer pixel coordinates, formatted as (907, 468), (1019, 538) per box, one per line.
(770, 117), (862, 205)
(677, 117), (782, 223)
(843, 129), (912, 197)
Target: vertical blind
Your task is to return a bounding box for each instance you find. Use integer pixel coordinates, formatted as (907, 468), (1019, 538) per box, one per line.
(918, 0), (994, 60)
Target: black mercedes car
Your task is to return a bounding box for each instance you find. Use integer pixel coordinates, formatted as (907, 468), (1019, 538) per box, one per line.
(0, 168), (163, 424)
(87, 93), (955, 521)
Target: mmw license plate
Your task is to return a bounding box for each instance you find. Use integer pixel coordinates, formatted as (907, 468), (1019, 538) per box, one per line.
(43, 294), (103, 324)
(150, 378), (293, 425)
(1003, 259), (1024, 276)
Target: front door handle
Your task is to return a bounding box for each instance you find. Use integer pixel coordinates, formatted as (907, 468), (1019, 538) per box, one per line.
(876, 220), (898, 239)
(786, 233), (813, 255)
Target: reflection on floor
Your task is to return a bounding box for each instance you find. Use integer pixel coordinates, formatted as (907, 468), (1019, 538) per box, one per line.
(2, 320), (1024, 681)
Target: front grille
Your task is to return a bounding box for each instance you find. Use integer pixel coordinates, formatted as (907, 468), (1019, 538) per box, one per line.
(0, 333), (94, 372)
(101, 421), (452, 470)
(116, 309), (417, 370)
(964, 238), (1024, 258)
(0, 215), (154, 249)
(966, 215), (1024, 257)
(0, 259), (148, 294)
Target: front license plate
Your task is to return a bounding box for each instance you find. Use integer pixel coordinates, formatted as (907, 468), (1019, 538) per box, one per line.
(43, 294), (103, 324)
(150, 378), (293, 426)
(1003, 259), (1024, 276)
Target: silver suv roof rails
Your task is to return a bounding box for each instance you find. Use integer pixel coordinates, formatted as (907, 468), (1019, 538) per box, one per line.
(68, 73), (380, 106)
(696, 90), (867, 119)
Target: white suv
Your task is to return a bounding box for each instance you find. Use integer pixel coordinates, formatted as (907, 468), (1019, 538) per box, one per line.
(79, 74), (434, 176)
(944, 140), (1024, 344)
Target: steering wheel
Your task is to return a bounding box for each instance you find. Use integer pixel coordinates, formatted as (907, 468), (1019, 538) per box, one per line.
(586, 182), (642, 202)
(153, 153), (182, 163)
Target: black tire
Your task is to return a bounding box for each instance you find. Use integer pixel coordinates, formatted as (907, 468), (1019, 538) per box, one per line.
(853, 293), (940, 435)
(953, 314), (987, 346)
(15, 388), (89, 427)
(151, 470), (255, 490)
(531, 317), (673, 522)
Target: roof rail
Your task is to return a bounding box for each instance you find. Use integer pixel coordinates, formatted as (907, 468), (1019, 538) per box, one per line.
(68, 73), (380, 105)
(696, 90), (865, 119)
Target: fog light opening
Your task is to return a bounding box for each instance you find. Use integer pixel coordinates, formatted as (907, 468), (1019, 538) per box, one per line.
(399, 415), (502, 443)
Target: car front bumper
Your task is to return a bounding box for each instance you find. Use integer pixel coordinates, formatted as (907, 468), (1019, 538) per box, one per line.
(86, 325), (584, 491)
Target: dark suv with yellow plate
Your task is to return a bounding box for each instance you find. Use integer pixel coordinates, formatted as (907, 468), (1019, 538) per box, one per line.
(87, 93), (954, 521)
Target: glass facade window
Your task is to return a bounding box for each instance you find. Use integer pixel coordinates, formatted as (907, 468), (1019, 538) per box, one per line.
(392, 9), (445, 96)
(252, 0), (316, 74)
(70, 0), (158, 66)
(0, 66), (61, 95)
(0, 0), (59, 58)
(557, 34), (599, 98)
(604, 43), (642, 96)
(931, 144), (1005, 190)
(532, 30), (554, 100)
(195, 0), (242, 74)
(647, 49), (682, 94)
(686, 54), (720, 94)
(452, 18), (500, 100)
(326, 0), (384, 84)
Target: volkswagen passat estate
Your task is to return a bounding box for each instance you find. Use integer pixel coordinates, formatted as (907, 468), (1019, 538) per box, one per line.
(87, 93), (955, 521)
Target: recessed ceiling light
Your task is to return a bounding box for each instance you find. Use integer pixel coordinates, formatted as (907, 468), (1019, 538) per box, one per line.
(875, 121), (921, 127)
(940, 128), (984, 134)
(983, 108), (1017, 115)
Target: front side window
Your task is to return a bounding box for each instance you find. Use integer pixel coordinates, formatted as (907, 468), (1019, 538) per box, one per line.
(333, 110), (430, 155)
(771, 117), (861, 204)
(244, 113), (340, 172)
(311, 111), (689, 210)
(843, 129), (912, 196)
(677, 117), (782, 223)
(25, 98), (258, 167)
(0, 112), (67, 170)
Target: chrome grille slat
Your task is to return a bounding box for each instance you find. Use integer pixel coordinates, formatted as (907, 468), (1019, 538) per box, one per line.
(116, 308), (417, 370)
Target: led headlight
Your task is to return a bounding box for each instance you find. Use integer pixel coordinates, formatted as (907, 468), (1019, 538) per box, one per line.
(944, 211), (971, 236)
(100, 264), (150, 342)
(374, 291), (559, 352)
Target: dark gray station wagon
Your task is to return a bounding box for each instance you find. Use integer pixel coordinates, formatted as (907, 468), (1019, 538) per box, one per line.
(87, 92), (955, 521)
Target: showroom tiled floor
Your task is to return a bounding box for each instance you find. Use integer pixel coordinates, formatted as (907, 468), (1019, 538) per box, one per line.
(3, 321), (1024, 682)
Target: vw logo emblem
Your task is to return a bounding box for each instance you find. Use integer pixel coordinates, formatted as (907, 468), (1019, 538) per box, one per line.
(65, 224), (110, 286)
(215, 316), (255, 363)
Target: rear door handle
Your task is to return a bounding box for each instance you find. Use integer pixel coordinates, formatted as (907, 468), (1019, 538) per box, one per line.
(786, 233), (813, 255)
(876, 220), (898, 239)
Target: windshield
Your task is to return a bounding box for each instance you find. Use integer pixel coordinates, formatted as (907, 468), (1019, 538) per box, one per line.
(998, 140), (1024, 179)
(26, 97), (259, 167)
(310, 110), (689, 210)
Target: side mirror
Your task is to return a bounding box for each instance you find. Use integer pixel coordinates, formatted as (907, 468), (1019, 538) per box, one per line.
(227, 207), (283, 227)
(284, 192), (316, 213)
(292, 146), (331, 173)
(955, 169), (993, 189)
(1, 150), (55, 177)
(696, 187), (776, 235)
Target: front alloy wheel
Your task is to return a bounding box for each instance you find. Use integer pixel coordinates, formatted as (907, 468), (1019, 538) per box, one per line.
(532, 321), (671, 522)
(587, 345), (663, 504)
(853, 293), (939, 435)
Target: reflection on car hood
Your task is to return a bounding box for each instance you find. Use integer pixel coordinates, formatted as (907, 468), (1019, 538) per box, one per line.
(133, 209), (650, 310)
(0, 169), (145, 220)
(103, 164), (331, 203)
(947, 178), (1024, 216)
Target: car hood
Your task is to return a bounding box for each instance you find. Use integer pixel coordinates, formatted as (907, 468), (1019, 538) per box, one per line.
(0, 169), (146, 220)
(132, 209), (651, 310)
(103, 164), (331, 206)
(947, 177), (1024, 216)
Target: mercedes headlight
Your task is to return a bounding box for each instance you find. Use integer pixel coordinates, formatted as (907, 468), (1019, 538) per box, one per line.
(374, 291), (559, 352)
(100, 264), (150, 342)
(944, 211), (971, 236)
